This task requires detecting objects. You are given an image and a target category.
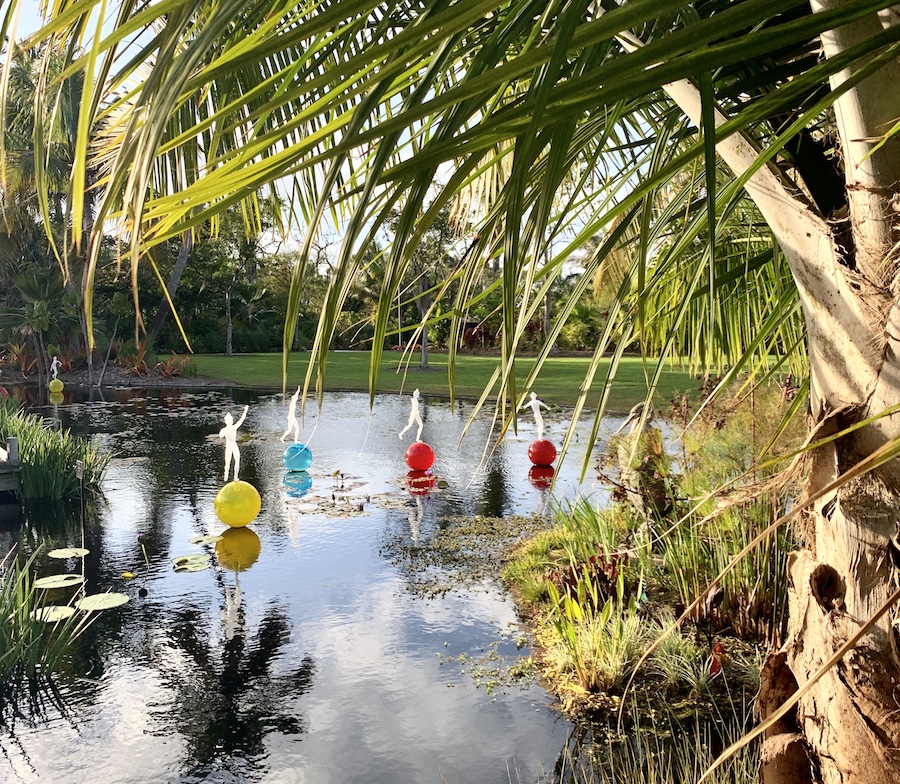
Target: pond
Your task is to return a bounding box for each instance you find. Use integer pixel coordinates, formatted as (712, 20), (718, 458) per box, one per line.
(1, 388), (621, 784)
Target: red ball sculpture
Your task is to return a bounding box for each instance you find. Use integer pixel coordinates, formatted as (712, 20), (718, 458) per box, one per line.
(528, 439), (557, 466)
(406, 470), (436, 496)
(528, 465), (555, 490)
(405, 441), (435, 471)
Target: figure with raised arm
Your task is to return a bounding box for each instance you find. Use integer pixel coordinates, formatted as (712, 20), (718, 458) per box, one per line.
(522, 392), (549, 440)
(281, 385), (302, 443)
(50, 355), (61, 380)
(398, 388), (424, 442)
(219, 405), (249, 482)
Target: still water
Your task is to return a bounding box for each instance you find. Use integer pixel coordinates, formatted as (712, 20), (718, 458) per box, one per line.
(1, 388), (617, 784)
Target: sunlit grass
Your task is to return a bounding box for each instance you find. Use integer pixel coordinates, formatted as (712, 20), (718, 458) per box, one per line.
(503, 383), (801, 724)
(191, 351), (698, 409)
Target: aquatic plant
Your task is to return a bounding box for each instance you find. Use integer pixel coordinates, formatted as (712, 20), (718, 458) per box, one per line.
(558, 697), (759, 784)
(543, 569), (649, 695)
(0, 549), (90, 723)
(0, 397), (109, 499)
(505, 384), (800, 722)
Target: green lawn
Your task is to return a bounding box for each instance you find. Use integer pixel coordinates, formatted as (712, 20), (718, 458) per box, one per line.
(191, 351), (699, 411)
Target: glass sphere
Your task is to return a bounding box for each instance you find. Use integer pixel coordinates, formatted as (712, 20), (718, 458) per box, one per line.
(283, 443), (313, 471)
(214, 480), (261, 527)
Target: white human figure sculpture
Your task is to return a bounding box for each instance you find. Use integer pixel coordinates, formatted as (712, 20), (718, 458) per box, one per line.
(398, 388), (424, 442)
(50, 355), (61, 379)
(281, 385), (302, 443)
(219, 405), (249, 482)
(522, 392), (549, 440)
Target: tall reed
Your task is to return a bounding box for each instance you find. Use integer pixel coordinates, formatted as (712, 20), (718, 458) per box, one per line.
(0, 549), (90, 721)
(0, 398), (109, 499)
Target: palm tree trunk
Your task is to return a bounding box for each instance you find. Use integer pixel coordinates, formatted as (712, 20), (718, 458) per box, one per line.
(416, 276), (432, 369)
(31, 334), (44, 389)
(624, 15), (900, 781)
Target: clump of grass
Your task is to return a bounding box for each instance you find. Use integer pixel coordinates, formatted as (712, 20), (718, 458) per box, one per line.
(542, 570), (650, 695)
(572, 701), (759, 784)
(0, 398), (109, 499)
(647, 611), (712, 694)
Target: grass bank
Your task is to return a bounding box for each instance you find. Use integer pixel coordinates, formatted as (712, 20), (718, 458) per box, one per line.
(191, 351), (698, 410)
(503, 383), (805, 724)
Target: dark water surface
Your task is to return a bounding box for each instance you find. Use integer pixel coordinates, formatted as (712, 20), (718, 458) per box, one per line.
(1, 388), (619, 784)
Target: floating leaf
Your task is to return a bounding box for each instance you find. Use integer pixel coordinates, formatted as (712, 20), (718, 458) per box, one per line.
(121, 571), (135, 579)
(171, 554), (210, 566)
(34, 574), (85, 589)
(76, 593), (130, 611)
(30, 605), (77, 622)
(48, 548), (90, 559)
(189, 535), (223, 545)
(174, 562), (211, 573)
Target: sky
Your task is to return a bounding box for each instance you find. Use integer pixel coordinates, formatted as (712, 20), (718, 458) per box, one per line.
(9, 1), (44, 39)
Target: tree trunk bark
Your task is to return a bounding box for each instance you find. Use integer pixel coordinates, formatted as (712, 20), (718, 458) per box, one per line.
(416, 276), (431, 369)
(147, 232), (193, 342)
(761, 429), (900, 784)
(225, 289), (233, 357)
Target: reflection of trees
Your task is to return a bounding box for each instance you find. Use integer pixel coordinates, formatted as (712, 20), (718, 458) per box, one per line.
(152, 599), (315, 778)
(476, 455), (509, 518)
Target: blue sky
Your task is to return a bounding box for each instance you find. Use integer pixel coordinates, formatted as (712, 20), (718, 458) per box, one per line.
(10, 1), (43, 38)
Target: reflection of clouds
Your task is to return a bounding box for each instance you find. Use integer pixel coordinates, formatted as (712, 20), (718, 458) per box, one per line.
(246, 392), (603, 521)
(16, 389), (583, 783)
(407, 496), (423, 545)
(293, 573), (561, 783)
(3, 665), (187, 783)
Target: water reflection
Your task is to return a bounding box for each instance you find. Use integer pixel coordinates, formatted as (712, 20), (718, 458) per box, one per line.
(4, 388), (599, 783)
(152, 597), (315, 781)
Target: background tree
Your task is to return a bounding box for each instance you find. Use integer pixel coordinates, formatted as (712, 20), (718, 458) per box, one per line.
(8, 2), (900, 781)
(387, 203), (464, 367)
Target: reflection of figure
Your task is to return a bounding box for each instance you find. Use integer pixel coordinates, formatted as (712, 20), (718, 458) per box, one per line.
(408, 497), (424, 546)
(50, 355), (61, 379)
(223, 573), (244, 641)
(219, 405), (249, 482)
(522, 392), (549, 440)
(398, 388), (424, 442)
(281, 386), (302, 443)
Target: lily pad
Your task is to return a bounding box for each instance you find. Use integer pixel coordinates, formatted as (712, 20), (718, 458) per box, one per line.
(75, 593), (130, 611)
(171, 554), (211, 566)
(30, 605), (77, 622)
(174, 561), (211, 573)
(189, 535), (223, 545)
(34, 574), (85, 589)
(48, 548), (90, 559)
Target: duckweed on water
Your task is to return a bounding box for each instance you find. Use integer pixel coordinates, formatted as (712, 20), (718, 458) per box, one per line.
(381, 513), (555, 599)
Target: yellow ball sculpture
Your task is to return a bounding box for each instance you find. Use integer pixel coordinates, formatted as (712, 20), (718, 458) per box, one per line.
(214, 480), (261, 527)
(215, 528), (261, 572)
(48, 378), (63, 393)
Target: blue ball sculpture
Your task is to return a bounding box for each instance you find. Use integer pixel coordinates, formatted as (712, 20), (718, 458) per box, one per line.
(283, 442), (313, 471)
